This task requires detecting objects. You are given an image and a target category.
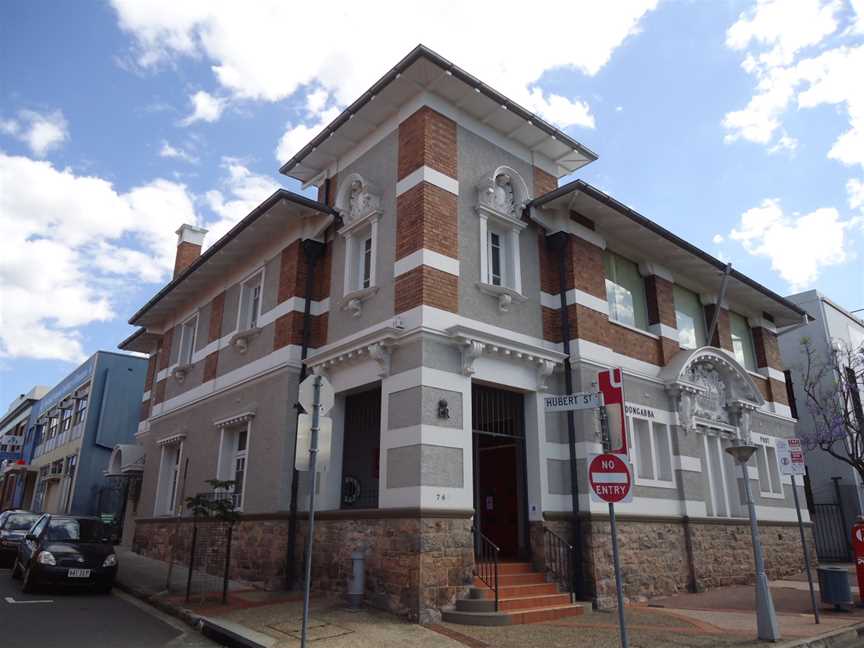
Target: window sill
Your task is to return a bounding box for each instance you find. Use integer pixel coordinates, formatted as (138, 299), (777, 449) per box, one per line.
(634, 478), (677, 490)
(608, 318), (659, 340)
(231, 327), (262, 355)
(758, 490), (786, 500)
(340, 286), (379, 318)
(475, 282), (527, 312)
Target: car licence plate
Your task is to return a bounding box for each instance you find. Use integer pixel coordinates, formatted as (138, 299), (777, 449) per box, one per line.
(68, 568), (91, 578)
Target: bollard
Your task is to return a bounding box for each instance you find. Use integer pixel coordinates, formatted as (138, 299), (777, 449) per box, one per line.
(347, 550), (365, 608)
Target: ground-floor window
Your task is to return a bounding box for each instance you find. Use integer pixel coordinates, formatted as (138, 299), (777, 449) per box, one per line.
(629, 416), (674, 487)
(217, 423), (250, 510)
(155, 441), (183, 516)
(756, 443), (783, 497)
(701, 428), (743, 518)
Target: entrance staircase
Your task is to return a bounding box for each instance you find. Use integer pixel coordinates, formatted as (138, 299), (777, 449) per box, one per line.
(441, 561), (590, 626)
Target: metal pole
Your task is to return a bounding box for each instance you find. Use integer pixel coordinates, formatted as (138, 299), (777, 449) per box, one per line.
(300, 375), (322, 648)
(791, 474), (819, 624)
(186, 524), (198, 604)
(608, 502), (629, 648)
(706, 262), (732, 346)
(222, 523), (234, 605)
(741, 463), (781, 641)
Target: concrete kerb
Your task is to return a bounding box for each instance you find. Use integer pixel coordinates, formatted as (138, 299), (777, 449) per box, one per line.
(774, 622), (864, 648)
(113, 577), (204, 630)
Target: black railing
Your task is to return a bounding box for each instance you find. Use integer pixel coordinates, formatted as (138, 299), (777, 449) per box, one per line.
(472, 526), (500, 611)
(812, 503), (852, 562)
(544, 527), (576, 602)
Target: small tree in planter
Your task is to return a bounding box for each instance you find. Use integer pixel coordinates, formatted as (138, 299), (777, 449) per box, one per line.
(185, 479), (241, 524)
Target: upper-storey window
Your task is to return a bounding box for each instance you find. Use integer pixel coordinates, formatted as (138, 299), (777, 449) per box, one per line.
(238, 270), (263, 330)
(674, 285), (707, 349)
(60, 404), (73, 432)
(336, 174), (382, 301)
(73, 396), (87, 425)
(729, 311), (756, 371)
(178, 314), (198, 366)
(603, 251), (648, 330)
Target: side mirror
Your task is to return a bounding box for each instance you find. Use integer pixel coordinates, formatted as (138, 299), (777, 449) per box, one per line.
(25, 533), (36, 542)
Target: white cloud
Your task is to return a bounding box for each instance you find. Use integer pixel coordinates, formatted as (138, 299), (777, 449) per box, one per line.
(0, 109), (69, 156)
(712, 234), (725, 244)
(181, 90), (227, 125)
(111, 0), (657, 157)
(728, 198), (860, 289)
(160, 140), (198, 163)
(768, 132), (798, 153)
(275, 106), (340, 163)
(848, 178), (864, 210)
(204, 158), (280, 245)
(0, 153), (199, 362)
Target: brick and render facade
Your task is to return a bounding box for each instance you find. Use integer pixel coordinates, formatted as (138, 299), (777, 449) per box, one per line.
(122, 45), (813, 621)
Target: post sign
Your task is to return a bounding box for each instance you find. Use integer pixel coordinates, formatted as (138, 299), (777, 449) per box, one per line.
(776, 438), (806, 476)
(544, 391), (603, 412)
(298, 373), (334, 416)
(589, 453), (633, 504)
(295, 414), (332, 472)
(598, 369), (628, 456)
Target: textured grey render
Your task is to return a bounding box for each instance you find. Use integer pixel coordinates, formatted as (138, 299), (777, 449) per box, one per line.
(780, 290), (864, 523)
(456, 126), (544, 339)
(387, 386), (463, 430)
(328, 132), (397, 342)
(261, 254), (281, 314)
(387, 444), (464, 488)
(547, 458), (570, 495)
(140, 367), (300, 515)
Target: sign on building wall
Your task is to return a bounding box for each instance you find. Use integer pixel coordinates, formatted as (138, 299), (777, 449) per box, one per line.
(543, 391), (603, 412)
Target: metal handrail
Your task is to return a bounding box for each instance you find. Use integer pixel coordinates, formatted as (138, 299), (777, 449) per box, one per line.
(472, 526), (500, 611)
(544, 527), (576, 603)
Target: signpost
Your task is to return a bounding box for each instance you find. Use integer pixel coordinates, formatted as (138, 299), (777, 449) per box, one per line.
(777, 438), (819, 624)
(296, 373), (334, 648)
(598, 369), (628, 456)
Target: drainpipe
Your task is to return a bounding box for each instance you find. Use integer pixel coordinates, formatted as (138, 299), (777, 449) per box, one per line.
(545, 230), (585, 600)
(286, 180), (331, 589)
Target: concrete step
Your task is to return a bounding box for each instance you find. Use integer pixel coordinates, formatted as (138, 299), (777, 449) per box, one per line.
(473, 572), (546, 587)
(508, 603), (586, 625)
(499, 593), (573, 612)
(473, 582), (560, 599)
(440, 607), (512, 626)
(441, 603), (587, 626)
(497, 562), (534, 574)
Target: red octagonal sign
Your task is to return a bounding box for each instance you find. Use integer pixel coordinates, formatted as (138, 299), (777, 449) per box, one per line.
(589, 453), (633, 504)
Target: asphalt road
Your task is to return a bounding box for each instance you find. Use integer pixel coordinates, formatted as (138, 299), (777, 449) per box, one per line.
(0, 567), (222, 648)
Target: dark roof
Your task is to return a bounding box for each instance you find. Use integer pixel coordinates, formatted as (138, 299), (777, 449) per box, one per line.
(528, 179), (810, 322)
(128, 189), (337, 326)
(279, 44), (598, 178)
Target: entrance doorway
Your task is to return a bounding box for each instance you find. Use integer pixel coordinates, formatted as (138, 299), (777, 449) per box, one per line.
(472, 383), (527, 559)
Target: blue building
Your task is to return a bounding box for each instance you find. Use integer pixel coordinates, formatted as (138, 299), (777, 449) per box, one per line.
(16, 351), (146, 517)
(0, 386), (49, 509)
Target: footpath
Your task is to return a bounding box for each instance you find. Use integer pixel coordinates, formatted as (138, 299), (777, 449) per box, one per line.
(115, 548), (864, 648)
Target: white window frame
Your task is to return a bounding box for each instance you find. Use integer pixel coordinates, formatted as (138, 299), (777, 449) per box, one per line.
(755, 441), (784, 498)
(478, 214), (523, 293)
(673, 285), (707, 349)
(700, 427), (744, 518)
(216, 421), (252, 511)
(237, 268), (265, 331)
(628, 415), (676, 488)
(154, 441), (184, 516)
(604, 250), (649, 331)
(729, 311), (757, 371)
(177, 314), (198, 366)
(342, 219), (379, 296)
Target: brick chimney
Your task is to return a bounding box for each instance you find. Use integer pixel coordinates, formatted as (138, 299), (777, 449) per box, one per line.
(174, 224), (208, 278)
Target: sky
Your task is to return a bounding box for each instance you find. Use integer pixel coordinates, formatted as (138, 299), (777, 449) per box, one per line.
(1, 0), (862, 406)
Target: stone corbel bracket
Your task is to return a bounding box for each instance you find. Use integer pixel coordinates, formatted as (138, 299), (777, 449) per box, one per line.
(536, 359), (555, 391)
(340, 286), (379, 318)
(666, 383), (703, 434)
(171, 364), (192, 383)
(367, 341), (392, 378)
(231, 327), (262, 355)
(458, 339), (486, 376)
(728, 399), (760, 441)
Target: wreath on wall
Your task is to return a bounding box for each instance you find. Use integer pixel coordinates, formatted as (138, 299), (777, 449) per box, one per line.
(342, 475), (361, 505)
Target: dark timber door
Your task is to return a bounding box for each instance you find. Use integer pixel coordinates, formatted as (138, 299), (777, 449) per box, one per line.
(472, 384), (527, 558)
(340, 386), (381, 509)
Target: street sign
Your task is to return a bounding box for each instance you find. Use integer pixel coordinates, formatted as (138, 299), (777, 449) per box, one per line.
(298, 373), (334, 415)
(544, 391), (603, 412)
(295, 414), (332, 472)
(598, 369), (628, 456)
(589, 453), (633, 504)
(776, 438), (806, 476)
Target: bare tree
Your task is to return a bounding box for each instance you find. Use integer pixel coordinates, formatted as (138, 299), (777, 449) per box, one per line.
(796, 338), (864, 483)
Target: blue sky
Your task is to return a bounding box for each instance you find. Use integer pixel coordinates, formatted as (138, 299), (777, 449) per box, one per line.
(1, 0), (862, 406)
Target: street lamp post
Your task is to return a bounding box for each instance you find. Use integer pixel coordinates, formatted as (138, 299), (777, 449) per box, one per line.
(725, 443), (781, 642)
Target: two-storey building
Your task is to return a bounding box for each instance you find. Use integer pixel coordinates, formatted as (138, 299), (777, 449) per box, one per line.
(24, 351), (146, 518)
(0, 385), (49, 509)
(124, 45), (811, 622)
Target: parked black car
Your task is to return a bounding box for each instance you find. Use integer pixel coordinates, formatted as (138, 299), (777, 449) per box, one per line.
(0, 510), (39, 564)
(12, 514), (117, 593)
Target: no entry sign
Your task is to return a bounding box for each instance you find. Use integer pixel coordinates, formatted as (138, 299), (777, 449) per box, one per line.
(589, 453), (633, 504)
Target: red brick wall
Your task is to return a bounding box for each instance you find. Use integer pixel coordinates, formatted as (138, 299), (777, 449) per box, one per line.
(208, 292), (225, 342)
(273, 312), (328, 350)
(397, 107), (457, 181)
(568, 236), (606, 299)
(395, 182), (458, 260)
(752, 327), (782, 369)
(173, 241), (201, 278)
(394, 266), (458, 314)
(277, 239), (304, 302)
(144, 354), (157, 392)
(769, 378), (790, 406)
(152, 379), (166, 406)
(645, 275), (677, 328)
(704, 305), (732, 351)
(157, 329), (174, 371)
(203, 352), (219, 383)
(533, 166), (557, 197)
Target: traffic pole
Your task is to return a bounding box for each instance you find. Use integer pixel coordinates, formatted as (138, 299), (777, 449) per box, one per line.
(300, 375), (321, 648)
(791, 474), (819, 624)
(608, 501), (629, 648)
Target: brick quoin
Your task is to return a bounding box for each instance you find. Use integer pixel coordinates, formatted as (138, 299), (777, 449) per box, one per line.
(704, 305), (732, 351)
(395, 182), (458, 260)
(209, 292), (225, 343)
(533, 166), (557, 197)
(752, 327), (782, 369)
(139, 399), (150, 422)
(394, 266), (458, 314)
(645, 275), (677, 329)
(203, 352), (219, 383)
(568, 235), (606, 299)
(273, 312), (328, 350)
(397, 107), (457, 181)
(769, 378), (790, 406)
(277, 239), (304, 303)
(157, 329), (174, 371)
(144, 354), (157, 392)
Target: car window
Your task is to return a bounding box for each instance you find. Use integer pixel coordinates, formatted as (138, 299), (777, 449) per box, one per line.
(0, 512), (7, 526)
(46, 518), (106, 543)
(5, 513), (39, 531)
(29, 516), (48, 537)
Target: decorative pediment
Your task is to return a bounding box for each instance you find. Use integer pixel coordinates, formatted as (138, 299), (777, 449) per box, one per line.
(335, 173), (382, 232)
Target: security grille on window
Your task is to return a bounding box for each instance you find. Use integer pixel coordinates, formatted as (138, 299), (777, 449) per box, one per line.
(217, 422), (251, 510)
(756, 444), (783, 496)
(674, 285), (707, 348)
(729, 312), (757, 371)
(178, 315), (198, 365)
(629, 417), (674, 486)
(239, 271), (263, 330)
(604, 251), (649, 330)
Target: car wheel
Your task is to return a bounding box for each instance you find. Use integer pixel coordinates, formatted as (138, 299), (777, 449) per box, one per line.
(11, 558), (22, 580)
(21, 565), (36, 593)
